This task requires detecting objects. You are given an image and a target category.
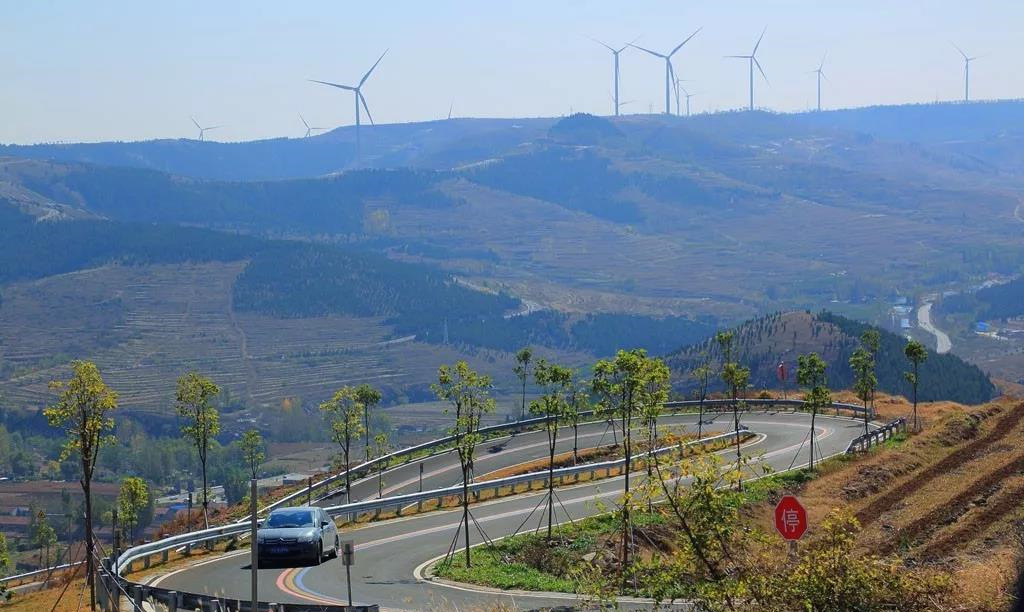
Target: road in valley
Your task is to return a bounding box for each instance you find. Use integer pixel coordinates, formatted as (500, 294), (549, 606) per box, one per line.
(917, 302), (952, 354)
(149, 411), (869, 611)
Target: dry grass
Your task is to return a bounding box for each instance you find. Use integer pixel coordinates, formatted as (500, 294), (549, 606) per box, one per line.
(749, 397), (1024, 610)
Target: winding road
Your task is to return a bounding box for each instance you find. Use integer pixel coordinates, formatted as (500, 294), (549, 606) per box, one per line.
(917, 302), (952, 354)
(147, 411), (869, 611)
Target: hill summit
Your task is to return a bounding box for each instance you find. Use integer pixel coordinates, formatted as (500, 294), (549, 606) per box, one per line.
(666, 311), (996, 405)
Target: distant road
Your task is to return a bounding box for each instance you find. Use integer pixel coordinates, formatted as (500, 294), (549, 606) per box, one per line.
(917, 302), (952, 354)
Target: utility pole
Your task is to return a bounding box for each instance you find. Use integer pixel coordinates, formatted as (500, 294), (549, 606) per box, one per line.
(250, 479), (258, 612)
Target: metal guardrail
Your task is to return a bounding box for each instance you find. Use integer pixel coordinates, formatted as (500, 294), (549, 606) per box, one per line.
(0, 560), (85, 589)
(846, 417), (907, 453)
(263, 398), (867, 514)
(113, 428), (749, 576)
(2, 401), (864, 593)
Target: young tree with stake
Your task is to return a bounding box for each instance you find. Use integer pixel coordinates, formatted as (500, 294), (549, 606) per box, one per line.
(904, 339), (928, 431)
(716, 332), (750, 489)
(319, 386), (364, 506)
(355, 384), (382, 463)
(175, 372), (221, 529)
(239, 429), (266, 481)
(513, 347), (533, 422)
(691, 354), (712, 439)
(117, 476), (149, 544)
(850, 348), (876, 436)
(530, 359), (573, 540)
(433, 361), (495, 568)
(373, 431), (390, 498)
(45, 360), (118, 611)
(591, 348), (665, 581)
(797, 352), (830, 471)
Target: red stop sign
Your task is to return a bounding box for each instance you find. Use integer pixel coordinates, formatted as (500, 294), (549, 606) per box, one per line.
(774, 495), (807, 540)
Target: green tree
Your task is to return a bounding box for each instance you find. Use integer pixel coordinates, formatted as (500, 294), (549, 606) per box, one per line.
(45, 360), (118, 611)
(591, 348), (667, 580)
(433, 361), (495, 567)
(717, 331), (750, 489)
(239, 429), (266, 480)
(691, 354), (712, 439)
(373, 431), (390, 498)
(797, 352), (831, 470)
(513, 347), (534, 421)
(904, 339), (928, 431)
(530, 359), (574, 539)
(319, 386), (364, 506)
(567, 376), (589, 465)
(850, 348), (876, 436)
(175, 372), (221, 529)
(0, 532), (11, 601)
(117, 476), (149, 544)
(32, 511), (57, 567)
(355, 384), (382, 463)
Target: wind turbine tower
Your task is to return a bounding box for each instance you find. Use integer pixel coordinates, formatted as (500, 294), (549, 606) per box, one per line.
(681, 86), (696, 117)
(727, 27), (768, 111)
(952, 43), (978, 102)
(592, 38), (636, 116)
(812, 54), (829, 112)
(310, 50), (388, 162)
(299, 114), (324, 138)
(190, 117), (220, 141)
(630, 28), (702, 115)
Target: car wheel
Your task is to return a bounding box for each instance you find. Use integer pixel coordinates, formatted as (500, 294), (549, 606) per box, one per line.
(330, 535), (340, 559)
(314, 540), (323, 565)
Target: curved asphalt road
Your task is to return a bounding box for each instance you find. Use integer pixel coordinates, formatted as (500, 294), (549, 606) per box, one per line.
(151, 411), (869, 610)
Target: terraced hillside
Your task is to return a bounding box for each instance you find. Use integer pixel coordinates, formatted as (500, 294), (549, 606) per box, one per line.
(0, 262), (572, 432)
(775, 398), (1024, 609)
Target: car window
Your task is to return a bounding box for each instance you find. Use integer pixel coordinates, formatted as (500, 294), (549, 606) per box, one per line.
(266, 509), (314, 528)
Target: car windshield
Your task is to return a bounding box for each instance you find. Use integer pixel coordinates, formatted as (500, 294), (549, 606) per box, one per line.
(265, 510), (314, 528)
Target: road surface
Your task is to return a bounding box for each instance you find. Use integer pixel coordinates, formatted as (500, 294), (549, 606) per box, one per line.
(149, 411), (868, 611)
(917, 302), (952, 354)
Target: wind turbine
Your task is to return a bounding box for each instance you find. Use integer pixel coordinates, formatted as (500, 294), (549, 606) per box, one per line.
(680, 86), (697, 117)
(309, 49), (388, 161)
(190, 116), (220, 141)
(811, 53), (828, 112)
(592, 37), (637, 116)
(673, 76), (693, 116)
(299, 114), (324, 138)
(952, 43), (978, 102)
(630, 28), (702, 115)
(726, 27), (768, 111)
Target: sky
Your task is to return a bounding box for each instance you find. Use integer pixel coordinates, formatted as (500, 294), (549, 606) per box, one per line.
(2, 1), (1022, 144)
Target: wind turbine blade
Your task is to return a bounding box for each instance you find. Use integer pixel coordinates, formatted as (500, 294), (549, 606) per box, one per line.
(628, 43), (665, 58)
(360, 49), (388, 87)
(819, 52), (827, 71)
(754, 57), (769, 85)
(616, 36), (641, 53)
(309, 79), (356, 91)
(359, 91), (375, 126)
(589, 36), (614, 52)
(669, 27), (702, 57)
(725, 55), (749, 59)
(752, 26), (767, 56)
(951, 42), (968, 60)
(300, 114), (310, 129)
(821, 70), (831, 83)
(191, 116), (201, 129)
(207, 126), (221, 130)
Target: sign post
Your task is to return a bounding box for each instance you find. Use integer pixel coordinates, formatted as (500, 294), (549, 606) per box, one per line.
(341, 539), (355, 607)
(774, 495), (807, 557)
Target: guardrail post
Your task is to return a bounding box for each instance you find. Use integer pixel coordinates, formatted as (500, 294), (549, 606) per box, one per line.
(167, 590), (178, 612)
(131, 584), (143, 611)
(162, 549), (169, 563)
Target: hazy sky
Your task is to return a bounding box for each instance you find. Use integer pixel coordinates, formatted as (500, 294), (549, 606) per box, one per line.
(2, 1), (1021, 144)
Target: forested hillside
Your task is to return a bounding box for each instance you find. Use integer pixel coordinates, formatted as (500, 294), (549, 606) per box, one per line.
(939, 276), (1024, 321)
(667, 311), (996, 404)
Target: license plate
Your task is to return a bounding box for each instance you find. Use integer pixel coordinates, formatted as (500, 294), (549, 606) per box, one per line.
(269, 546), (289, 554)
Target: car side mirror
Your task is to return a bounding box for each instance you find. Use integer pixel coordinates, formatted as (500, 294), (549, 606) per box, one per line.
(320, 520), (330, 529)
